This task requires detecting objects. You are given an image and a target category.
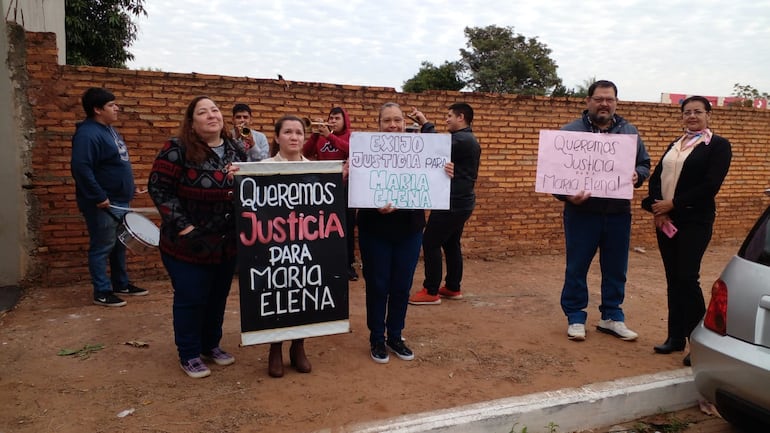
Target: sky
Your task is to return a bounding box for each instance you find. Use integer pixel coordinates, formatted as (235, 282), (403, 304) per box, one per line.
(126, 0), (770, 103)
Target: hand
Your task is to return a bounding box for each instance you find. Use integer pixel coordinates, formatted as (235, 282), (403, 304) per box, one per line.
(342, 159), (350, 181)
(653, 214), (671, 229)
(444, 161), (455, 178)
(632, 171), (638, 186)
(225, 163), (240, 181)
(319, 123), (331, 137)
(377, 203), (397, 214)
(408, 107), (427, 125)
(243, 134), (255, 150)
(96, 199), (110, 209)
(651, 199), (674, 215)
(135, 187), (148, 194)
(179, 225), (195, 236)
(567, 191), (591, 205)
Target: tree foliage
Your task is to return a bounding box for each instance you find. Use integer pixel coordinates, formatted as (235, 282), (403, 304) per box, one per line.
(572, 76), (597, 98)
(65, 0), (147, 68)
(731, 82), (769, 107)
(402, 61), (466, 93)
(459, 25), (562, 95)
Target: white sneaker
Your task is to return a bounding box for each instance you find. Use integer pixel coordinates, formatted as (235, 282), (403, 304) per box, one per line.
(567, 323), (586, 341)
(596, 319), (638, 341)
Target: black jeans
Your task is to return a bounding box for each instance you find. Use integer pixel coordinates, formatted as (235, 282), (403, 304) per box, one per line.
(422, 209), (473, 294)
(346, 207), (357, 265)
(656, 219), (712, 340)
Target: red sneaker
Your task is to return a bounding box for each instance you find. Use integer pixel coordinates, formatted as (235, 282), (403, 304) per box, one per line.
(438, 286), (463, 300)
(408, 288), (441, 305)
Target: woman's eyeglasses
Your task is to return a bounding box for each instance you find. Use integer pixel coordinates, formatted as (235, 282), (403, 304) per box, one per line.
(682, 110), (707, 117)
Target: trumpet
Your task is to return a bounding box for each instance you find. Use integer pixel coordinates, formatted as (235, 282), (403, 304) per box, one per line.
(237, 126), (251, 137)
(302, 117), (333, 133)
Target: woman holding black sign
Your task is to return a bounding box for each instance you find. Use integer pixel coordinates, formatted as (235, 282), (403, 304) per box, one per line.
(261, 115), (313, 377)
(148, 96), (246, 379)
(642, 95), (731, 366)
(357, 103), (427, 364)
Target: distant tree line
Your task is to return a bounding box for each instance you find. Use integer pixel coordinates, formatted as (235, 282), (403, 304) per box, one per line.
(402, 25), (590, 97)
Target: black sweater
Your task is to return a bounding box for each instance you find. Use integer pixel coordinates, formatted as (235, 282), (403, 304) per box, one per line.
(642, 133), (732, 223)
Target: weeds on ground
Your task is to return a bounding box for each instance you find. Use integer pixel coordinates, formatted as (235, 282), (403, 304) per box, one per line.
(509, 421), (559, 433)
(57, 343), (104, 359)
(625, 413), (689, 433)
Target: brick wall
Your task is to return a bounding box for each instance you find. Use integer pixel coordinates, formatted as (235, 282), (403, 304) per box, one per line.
(20, 31), (770, 286)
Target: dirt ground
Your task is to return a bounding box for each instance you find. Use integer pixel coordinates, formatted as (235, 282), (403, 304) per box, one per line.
(0, 242), (740, 433)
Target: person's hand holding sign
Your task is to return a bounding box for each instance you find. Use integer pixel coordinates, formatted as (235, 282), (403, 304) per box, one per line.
(567, 191), (592, 205)
(444, 161), (455, 178)
(377, 202), (397, 214)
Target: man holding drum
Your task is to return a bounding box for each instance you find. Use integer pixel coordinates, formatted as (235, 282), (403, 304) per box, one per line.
(71, 87), (148, 307)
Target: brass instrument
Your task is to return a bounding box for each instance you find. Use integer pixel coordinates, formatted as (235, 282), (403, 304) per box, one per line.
(302, 117), (333, 133)
(235, 124), (255, 150)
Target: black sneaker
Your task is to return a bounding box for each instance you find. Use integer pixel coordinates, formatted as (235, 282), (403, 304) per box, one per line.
(114, 284), (149, 296)
(386, 339), (414, 361)
(93, 293), (127, 307)
(370, 341), (389, 364)
(348, 264), (359, 281)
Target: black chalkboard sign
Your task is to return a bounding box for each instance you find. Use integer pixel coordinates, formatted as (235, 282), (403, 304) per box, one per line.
(235, 161), (350, 345)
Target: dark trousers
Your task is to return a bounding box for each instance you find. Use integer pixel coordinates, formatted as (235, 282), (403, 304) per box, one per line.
(656, 220), (712, 340)
(161, 252), (237, 362)
(560, 208), (630, 324)
(346, 208), (357, 265)
(422, 209), (473, 294)
(359, 229), (422, 344)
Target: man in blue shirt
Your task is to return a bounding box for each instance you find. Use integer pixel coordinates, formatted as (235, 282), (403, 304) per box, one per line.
(556, 80), (650, 342)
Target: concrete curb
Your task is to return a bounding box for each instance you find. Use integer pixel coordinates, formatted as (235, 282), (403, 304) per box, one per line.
(318, 368), (698, 433)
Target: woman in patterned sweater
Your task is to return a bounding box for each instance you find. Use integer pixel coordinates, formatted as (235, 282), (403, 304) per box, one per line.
(148, 96), (247, 379)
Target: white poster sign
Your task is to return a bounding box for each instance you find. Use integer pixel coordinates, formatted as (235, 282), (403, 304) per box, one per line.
(348, 132), (451, 209)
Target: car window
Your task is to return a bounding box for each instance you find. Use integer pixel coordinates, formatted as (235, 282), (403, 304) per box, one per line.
(740, 206), (770, 266)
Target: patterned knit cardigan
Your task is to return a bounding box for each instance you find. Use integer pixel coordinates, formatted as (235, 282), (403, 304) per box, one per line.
(148, 138), (246, 264)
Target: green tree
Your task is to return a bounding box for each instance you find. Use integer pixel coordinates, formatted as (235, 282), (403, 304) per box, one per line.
(731, 83), (769, 107)
(402, 61), (466, 93)
(65, 0), (147, 68)
(573, 76), (597, 98)
(549, 84), (573, 97)
(459, 25), (562, 95)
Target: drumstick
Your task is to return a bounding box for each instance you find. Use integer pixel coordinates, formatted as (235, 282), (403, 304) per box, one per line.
(109, 205), (160, 215)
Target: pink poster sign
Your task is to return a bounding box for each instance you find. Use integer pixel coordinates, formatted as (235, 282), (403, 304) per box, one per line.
(535, 130), (638, 200)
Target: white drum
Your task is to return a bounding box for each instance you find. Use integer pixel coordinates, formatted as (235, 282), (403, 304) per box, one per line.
(118, 212), (160, 254)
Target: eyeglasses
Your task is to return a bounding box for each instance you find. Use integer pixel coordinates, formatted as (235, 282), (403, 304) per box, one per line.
(682, 110), (707, 117)
(590, 97), (617, 104)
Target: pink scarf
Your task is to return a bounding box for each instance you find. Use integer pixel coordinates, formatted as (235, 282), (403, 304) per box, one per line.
(681, 128), (712, 149)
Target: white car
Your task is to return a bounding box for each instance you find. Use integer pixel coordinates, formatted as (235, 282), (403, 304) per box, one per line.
(690, 192), (770, 432)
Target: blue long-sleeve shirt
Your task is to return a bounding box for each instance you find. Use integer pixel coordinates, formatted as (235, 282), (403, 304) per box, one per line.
(71, 118), (135, 207)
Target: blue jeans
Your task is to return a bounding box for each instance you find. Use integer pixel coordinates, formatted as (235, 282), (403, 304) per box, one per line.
(79, 201), (129, 296)
(560, 207), (630, 324)
(422, 209), (473, 293)
(359, 229), (423, 344)
(161, 252), (237, 362)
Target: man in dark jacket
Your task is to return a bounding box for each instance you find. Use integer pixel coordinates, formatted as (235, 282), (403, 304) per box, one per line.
(407, 103), (481, 305)
(556, 80), (650, 342)
(71, 87), (147, 307)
